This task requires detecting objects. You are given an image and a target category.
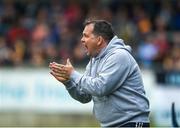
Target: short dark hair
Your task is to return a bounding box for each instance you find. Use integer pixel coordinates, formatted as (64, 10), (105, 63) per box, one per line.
(84, 19), (115, 41)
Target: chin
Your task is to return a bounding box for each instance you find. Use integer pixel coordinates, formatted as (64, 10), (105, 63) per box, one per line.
(86, 52), (94, 57)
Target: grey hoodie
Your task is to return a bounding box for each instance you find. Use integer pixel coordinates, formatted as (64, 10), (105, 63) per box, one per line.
(65, 36), (150, 127)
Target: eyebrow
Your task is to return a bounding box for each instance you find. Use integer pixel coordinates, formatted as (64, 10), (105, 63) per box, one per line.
(82, 31), (88, 35)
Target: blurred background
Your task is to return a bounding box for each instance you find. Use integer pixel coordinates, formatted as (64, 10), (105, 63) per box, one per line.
(0, 0), (180, 127)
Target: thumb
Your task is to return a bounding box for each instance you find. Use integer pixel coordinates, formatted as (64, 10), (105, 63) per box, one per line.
(66, 58), (72, 66)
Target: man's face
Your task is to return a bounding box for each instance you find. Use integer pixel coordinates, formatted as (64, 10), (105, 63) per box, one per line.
(81, 24), (99, 57)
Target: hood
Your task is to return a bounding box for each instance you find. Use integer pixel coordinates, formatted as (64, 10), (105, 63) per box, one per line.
(95, 36), (132, 59)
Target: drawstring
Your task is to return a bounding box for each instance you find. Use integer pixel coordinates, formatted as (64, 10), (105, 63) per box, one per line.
(89, 57), (92, 76)
(89, 57), (101, 77)
(95, 58), (101, 77)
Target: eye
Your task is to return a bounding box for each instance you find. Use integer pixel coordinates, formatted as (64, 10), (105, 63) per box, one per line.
(84, 34), (89, 38)
(82, 33), (85, 37)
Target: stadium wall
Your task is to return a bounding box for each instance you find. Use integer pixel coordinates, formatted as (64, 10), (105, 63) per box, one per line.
(0, 68), (180, 127)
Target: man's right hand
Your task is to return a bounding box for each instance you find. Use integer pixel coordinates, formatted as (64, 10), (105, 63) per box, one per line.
(49, 59), (74, 83)
(49, 62), (69, 83)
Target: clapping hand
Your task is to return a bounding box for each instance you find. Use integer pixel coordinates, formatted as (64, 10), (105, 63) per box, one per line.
(49, 58), (74, 83)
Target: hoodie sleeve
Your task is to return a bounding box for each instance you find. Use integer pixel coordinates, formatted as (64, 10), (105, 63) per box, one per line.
(64, 63), (92, 103)
(70, 50), (132, 97)
(64, 80), (92, 103)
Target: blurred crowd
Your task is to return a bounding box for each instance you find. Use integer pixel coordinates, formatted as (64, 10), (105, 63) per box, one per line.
(0, 0), (179, 71)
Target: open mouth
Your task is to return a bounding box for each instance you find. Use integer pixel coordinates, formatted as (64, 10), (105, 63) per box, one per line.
(85, 45), (88, 50)
(80, 44), (88, 55)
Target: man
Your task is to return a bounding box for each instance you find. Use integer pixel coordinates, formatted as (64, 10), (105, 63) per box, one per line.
(49, 20), (150, 127)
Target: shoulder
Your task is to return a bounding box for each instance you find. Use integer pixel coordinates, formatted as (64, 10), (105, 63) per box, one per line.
(106, 48), (130, 61)
(99, 49), (130, 68)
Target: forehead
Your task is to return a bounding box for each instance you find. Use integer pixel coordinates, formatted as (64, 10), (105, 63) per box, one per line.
(83, 23), (94, 35)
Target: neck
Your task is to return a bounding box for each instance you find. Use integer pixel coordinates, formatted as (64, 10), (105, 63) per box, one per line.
(93, 42), (107, 57)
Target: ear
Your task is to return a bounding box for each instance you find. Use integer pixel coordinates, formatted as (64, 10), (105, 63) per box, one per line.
(97, 36), (103, 46)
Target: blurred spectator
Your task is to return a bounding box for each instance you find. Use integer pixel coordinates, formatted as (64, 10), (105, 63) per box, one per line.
(163, 47), (180, 71)
(30, 23), (51, 66)
(0, 35), (12, 66)
(0, 0), (179, 71)
(11, 39), (26, 66)
(137, 34), (158, 69)
(114, 7), (137, 44)
(158, 1), (172, 28)
(64, 0), (82, 25)
(169, 1), (180, 30)
(6, 17), (29, 46)
(153, 32), (169, 64)
(133, 5), (152, 35)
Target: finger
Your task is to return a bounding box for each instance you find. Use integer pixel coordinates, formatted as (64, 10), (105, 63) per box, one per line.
(51, 70), (68, 79)
(53, 62), (65, 68)
(49, 62), (58, 66)
(66, 58), (72, 66)
(51, 74), (67, 82)
(51, 70), (63, 77)
(51, 64), (66, 71)
(52, 68), (67, 74)
(49, 62), (54, 68)
(50, 72), (68, 81)
(49, 64), (59, 71)
(49, 62), (64, 68)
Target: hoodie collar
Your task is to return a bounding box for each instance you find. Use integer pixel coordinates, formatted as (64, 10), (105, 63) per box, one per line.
(94, 36), (122, 60)
(94, 35), (132, 60)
